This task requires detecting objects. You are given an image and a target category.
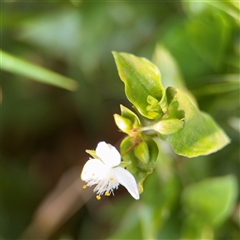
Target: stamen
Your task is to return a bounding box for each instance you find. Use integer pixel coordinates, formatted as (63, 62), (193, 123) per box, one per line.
(82, 184), (87, 189)
(96, 195), (101, 200)
(105, 191), (110, 196)
(110, 177), (114, 181)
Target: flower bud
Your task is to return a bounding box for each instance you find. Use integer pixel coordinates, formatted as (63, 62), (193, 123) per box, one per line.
(153, 119), (184, 135)
(134, 141), (149, 163)
(114, 114), (132, 134)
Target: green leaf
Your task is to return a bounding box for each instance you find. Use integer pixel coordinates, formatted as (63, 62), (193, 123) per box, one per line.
(113, 52), (164, 119)
(182, 175), (238, 226)
(120, 136), (158, 193)
(0, 50), (78, 91)
(161, 87), (230, 157)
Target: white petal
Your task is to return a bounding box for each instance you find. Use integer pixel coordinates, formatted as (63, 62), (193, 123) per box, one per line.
(81, 159), (108, 181)
(113, 167), (140, 200)
(96, 141), (121, 167)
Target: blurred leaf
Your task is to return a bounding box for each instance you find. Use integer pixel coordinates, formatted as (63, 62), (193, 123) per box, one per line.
(107, 204), (143, 240)
(18, 8), (81, 61)
(182, 175), (238, 226)
(206, 1), (240, 24)
(181, 214), (214, 240)
(113, 52), (164, 119)
(152, 44), (186, 90)
(191, 74), (240, 96)
(182, 0), (239, 24)
(138, 203), (157, 239)
(185, 11), (231, 70)
(69, 0), (82, 7)
(0, 50), (78, 91)
(161, 87), (230, 157)
(161, 18), (212, 82)
(141, 139), (182, 238)
(152, 44), (198, 107)
(228, 117), (240, 133)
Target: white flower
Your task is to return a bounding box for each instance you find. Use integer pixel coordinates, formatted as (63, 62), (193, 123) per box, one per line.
(81, 141), (140, 200)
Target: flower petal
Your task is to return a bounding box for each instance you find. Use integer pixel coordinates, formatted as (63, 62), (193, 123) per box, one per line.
(81, 159), (108, 181)
(113, 167), (140, 200)
(96, 141), (121, 167)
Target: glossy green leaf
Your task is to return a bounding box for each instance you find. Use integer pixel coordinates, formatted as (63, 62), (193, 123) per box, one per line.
(182, 175), (238, 226)
(120, 136), (158, 193)
(1, 50), (78, 91)
(113, 52), (164, 119)
(161, 87), (230, 157)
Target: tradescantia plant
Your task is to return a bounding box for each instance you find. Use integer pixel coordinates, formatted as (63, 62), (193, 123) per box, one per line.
(81, 52), (230, 199)
(112, 52), (230, 193)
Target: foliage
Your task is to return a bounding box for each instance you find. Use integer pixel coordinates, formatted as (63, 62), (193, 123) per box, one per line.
(1, 1), (239, 240)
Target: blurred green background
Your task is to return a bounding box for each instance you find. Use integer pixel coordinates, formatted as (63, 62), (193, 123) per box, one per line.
(1, 1), (239, 239)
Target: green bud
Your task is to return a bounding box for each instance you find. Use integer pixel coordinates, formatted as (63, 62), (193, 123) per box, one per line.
(134, 141), (150, 163)
(159, 90), (168, 113)
(147, 95), (159, 105)
(146, 95), (162, 119)
(114, 114), (132, 134)
(154, 119), (184, 135)
(120, 105), (141, 128)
